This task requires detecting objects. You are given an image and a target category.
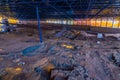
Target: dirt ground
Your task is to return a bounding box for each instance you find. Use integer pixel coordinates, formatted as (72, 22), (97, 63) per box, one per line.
(0, 27), (120, 80)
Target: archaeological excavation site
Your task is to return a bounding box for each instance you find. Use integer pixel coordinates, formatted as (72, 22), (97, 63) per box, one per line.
(0, 0), (120, 80)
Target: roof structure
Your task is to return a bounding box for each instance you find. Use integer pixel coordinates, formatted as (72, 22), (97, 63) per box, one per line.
(0, 0), (119, 20)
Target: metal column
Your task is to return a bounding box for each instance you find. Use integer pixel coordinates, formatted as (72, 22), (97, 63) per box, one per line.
(36, 6), (43, 43)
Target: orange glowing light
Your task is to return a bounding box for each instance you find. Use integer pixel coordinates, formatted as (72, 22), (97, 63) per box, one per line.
(46, 18), (120, 29)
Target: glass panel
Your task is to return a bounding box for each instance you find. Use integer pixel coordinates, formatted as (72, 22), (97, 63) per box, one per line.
(95, 18), (101, 27)
(77, 20), (82, 25)
(113, 18), (119, 28)
(101, 17), (107, 27)
(107, 18), (113, 28)
(91, 19), (96, 27)
(87, 19), (91, 26)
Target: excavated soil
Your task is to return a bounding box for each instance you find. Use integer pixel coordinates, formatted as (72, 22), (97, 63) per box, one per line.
(0, 27), (120, 80)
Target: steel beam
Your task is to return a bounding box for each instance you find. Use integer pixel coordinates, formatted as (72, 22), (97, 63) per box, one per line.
(93, 0), (115, 18)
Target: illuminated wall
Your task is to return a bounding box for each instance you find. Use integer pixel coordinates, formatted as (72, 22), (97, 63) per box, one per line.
(0, 15), (19, 32)
(8, 18), (19, 24)
(46, 17), (120, 28)
(0, 15), (19, 25)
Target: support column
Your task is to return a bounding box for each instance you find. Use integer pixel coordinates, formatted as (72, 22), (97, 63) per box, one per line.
(36, 6), (43, 43)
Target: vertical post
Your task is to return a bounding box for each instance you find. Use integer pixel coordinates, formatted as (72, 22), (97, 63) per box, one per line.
(36, 6), (43, 43)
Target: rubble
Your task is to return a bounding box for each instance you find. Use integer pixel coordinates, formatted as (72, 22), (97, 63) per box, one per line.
(12, 73), (27, 80)
(68, 66), (89, 80)
(12, 58), (21, 63)
(61, 44), (75, 50)
(61, 30), (80, 40)
(17, 61), (25, 66)
(97, 41), (101, 44)
(51, 70), (70, 80)
(0, 67), (22, 80)
(109, 53), (120, 67)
